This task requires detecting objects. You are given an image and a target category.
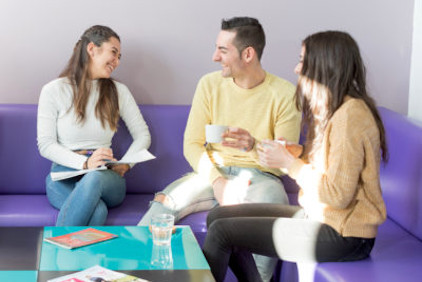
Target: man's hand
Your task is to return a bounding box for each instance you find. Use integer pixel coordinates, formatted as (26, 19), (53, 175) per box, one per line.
(221, 127), (255, 152)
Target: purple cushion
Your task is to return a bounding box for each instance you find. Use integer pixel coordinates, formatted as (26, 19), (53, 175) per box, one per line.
(0, 195), (57, 226)
(106, 195), (152, 225)
(309, 219), (422, 282)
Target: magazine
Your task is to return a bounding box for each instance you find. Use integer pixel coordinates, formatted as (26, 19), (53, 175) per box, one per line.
(51, 149), (156, 181)
(47, 265), (149, 282)
(44, 228), (117, 249)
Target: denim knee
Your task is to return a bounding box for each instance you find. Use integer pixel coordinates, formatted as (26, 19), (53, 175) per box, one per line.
(82, 171), (105, 186)
(88, 200), (108, 225)
(80, 170), (126, 206)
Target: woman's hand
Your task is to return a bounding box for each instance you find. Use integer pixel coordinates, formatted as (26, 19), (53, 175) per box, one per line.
(277, 138), (303, 158)
(258, 140), (296, 170)
(221, 127), (255, 152)
(110, 164), (130, 177)
(86, 148), (117, 169)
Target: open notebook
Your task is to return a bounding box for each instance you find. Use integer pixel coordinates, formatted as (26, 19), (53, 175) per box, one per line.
(50, 149), (155, 181)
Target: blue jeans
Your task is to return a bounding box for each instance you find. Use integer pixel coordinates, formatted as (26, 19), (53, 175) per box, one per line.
(46, 163), (126, 226)
(138, 166), (288, 281)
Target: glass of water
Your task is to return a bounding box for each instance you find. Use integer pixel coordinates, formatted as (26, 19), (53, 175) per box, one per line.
(151, 213), (175, 246)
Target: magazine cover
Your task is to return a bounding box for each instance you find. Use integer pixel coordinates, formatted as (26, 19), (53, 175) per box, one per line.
(47, 265), (149, 282)
(44, 228), (118, 249)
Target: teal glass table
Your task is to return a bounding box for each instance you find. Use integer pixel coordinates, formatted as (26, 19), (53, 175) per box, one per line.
(0, 226), (215, 282)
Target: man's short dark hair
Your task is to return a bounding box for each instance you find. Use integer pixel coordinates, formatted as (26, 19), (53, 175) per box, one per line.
(221, 17), (266, 61)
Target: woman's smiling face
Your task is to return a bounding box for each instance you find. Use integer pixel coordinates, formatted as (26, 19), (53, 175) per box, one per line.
(88, 36), (121, 79)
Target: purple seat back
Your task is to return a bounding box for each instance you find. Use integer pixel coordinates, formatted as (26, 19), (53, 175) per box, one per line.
(112, 105), (192, 194)
(379, 107), (422, 240)
(0, 105), (51, 194)
(0, 104), (192, 195)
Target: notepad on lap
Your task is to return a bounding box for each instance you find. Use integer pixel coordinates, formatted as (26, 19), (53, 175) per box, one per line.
(50, 166), (107, 181)
(50, 149), (156, 181)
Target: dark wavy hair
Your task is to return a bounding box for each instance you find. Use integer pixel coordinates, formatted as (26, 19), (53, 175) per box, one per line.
(221, 17), (266, 61)
(295, 31), (388, 162)
(60, 25), (120, 131)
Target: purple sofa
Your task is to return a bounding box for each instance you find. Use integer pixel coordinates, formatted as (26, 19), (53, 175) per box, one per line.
(1, 104), (421, 281)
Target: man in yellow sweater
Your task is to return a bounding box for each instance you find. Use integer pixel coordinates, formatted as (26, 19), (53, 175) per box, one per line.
(138, 17), (301, 281)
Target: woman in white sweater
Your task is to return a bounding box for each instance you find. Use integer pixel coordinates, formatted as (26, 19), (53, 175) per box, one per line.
(37, 25), (151, 226)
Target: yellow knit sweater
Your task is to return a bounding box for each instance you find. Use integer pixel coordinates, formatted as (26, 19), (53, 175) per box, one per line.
(288, 97), (387, 238)
(184, 71), (302, 183)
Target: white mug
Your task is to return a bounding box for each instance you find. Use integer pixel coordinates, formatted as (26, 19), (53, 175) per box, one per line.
(205, 125), (229, 143)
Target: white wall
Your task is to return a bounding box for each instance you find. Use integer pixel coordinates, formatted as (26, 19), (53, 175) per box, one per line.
(0, 0), (415, 115)
(409, 0), (422, 122)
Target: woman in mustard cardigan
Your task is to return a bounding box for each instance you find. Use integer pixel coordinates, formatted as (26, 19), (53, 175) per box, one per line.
(202, 30), (388, 282)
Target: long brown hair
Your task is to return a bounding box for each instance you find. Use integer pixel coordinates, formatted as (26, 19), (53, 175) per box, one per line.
(295, 31), (388, 162)
(60, 25), (120, 131)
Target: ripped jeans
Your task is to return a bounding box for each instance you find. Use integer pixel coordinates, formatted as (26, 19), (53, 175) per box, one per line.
(138, 166), (288, 225)
(138, 166), (289, 281)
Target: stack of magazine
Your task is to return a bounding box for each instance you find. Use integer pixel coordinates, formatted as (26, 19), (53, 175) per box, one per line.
(47, 265), (149, 282)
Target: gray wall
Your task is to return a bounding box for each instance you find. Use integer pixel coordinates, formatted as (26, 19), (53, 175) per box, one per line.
(0, 0), (415, 115)
(409, 0), (422, 122)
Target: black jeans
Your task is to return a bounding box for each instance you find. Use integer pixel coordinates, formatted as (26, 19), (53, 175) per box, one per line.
(202, 204), (375, 282)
